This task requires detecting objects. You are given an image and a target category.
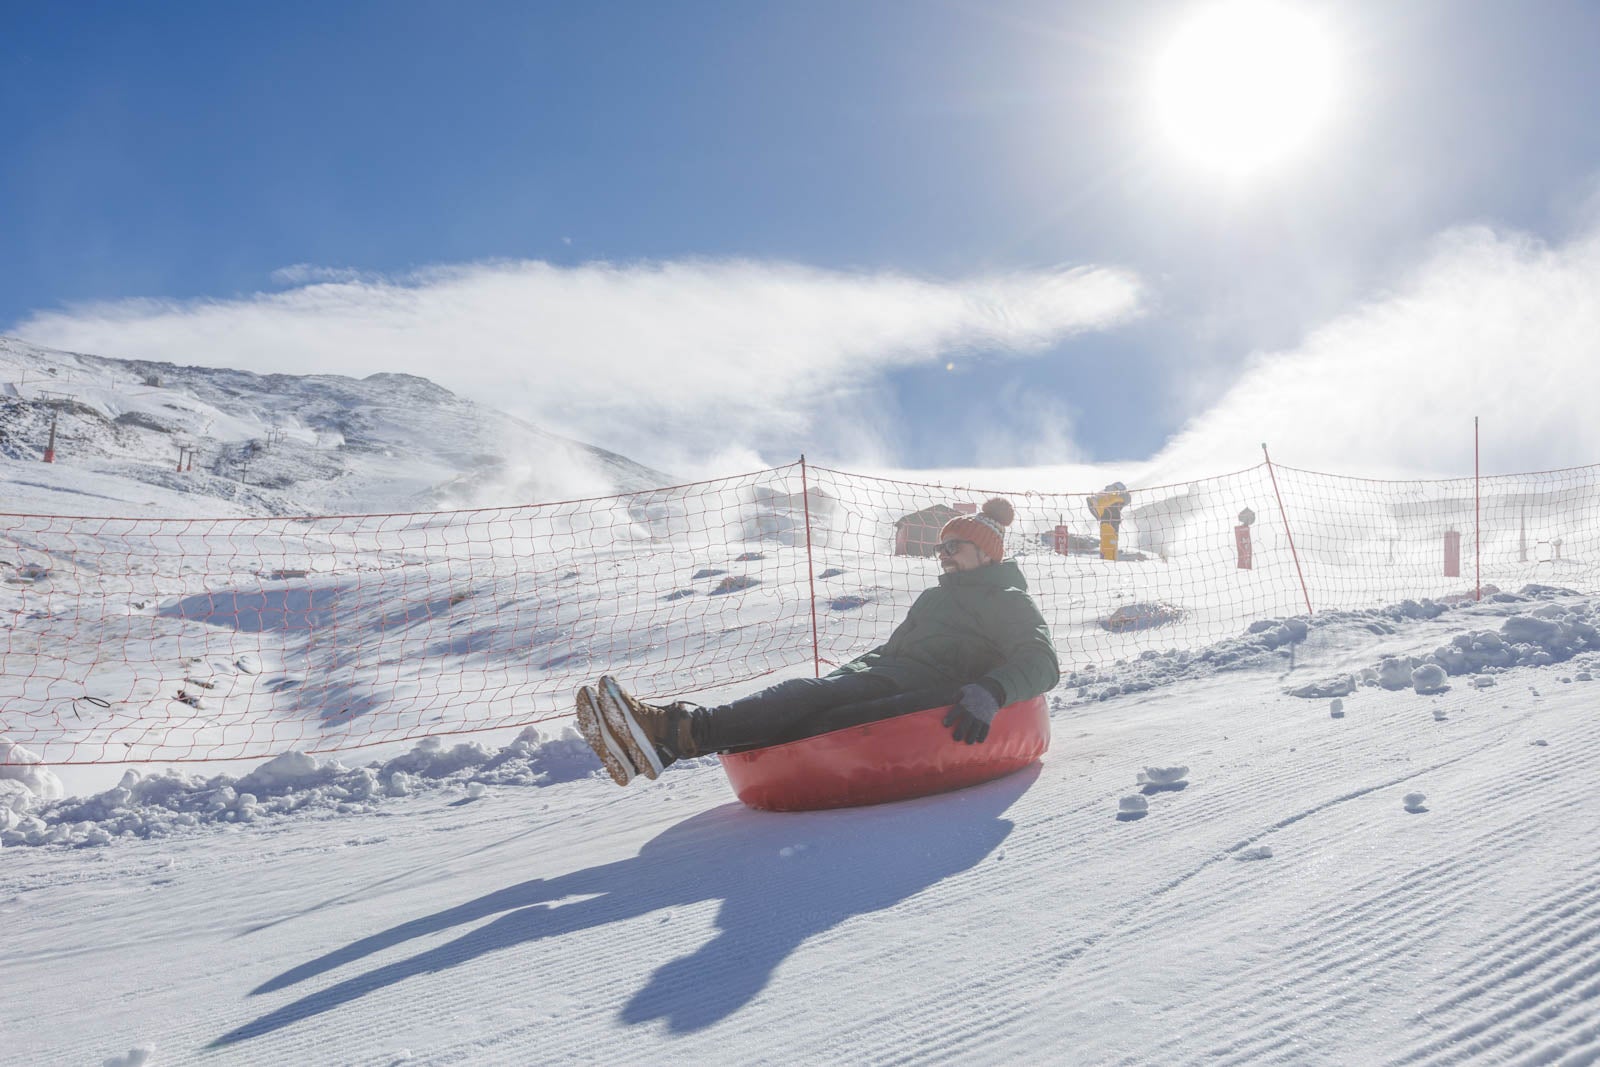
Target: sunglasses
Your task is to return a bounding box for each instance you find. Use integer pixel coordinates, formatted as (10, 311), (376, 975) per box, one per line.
(936, 539), (975, 556)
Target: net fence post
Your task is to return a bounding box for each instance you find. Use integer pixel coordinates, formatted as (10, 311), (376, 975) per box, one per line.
(800, 455), (821, 677)
(1474, 416), (1482, 601)
(1262, 443), (1314, 616)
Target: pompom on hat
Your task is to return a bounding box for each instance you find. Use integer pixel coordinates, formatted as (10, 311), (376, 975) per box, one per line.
(939, 497), (1015, 562)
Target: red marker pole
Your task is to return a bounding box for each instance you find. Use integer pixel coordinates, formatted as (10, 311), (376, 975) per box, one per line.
(1474, 416), (1481, 601)
(1262, 444), (1312, 616)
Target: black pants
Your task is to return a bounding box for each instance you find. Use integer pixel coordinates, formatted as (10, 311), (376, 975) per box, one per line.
(690, 672), (963, 753)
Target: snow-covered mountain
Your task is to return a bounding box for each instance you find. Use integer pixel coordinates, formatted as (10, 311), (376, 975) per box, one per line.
(0, 336), (671, 515)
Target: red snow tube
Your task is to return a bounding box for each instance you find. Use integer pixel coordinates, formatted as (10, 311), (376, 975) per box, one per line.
(719, 695), (1050, 812)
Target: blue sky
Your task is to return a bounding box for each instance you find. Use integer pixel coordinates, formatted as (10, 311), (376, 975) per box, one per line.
(6, 1), (1600, 478)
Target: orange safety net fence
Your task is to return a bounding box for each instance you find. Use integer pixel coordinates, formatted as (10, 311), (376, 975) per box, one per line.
(4, 458), (1598, 765)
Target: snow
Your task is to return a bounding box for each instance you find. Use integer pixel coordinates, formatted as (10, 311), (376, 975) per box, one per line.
(12, 578), (1584, 851)
(1412, 661), (1448, 692)
(0, 726), (595, 848)
(1136, 765), (1189, 789)
(101, 1047), (156, 1067)
(3, 583), (1599, 1062)
(6, 341), (1600, 1063)
(0, 337), (670, 515)
(0, 739), (64, 802)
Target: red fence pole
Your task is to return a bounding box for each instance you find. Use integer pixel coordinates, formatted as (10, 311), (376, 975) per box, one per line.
(1262, 444), (1313, 616)
(800, 456), (821, 677)
(1474, 416), (1481, 601)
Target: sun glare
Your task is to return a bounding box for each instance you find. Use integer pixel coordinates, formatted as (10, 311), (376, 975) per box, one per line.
(1149, 1), (1341, 178)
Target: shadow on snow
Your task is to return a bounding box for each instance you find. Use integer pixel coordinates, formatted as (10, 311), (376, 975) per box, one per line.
(213, 766), (1037, 1045)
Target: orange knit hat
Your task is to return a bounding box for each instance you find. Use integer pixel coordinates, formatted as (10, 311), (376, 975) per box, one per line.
(939, 497), (1015, 562)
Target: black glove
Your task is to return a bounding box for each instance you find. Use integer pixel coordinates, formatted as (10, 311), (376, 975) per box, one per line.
(944, 683), (1000, 745)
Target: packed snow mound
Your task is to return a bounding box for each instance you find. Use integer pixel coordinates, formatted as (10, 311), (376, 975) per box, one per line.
(0, 738), (65, 802)
(1067, 585), (1595, 707)
(1287, 586), (1600, 699)
(0, 725), (601, 849)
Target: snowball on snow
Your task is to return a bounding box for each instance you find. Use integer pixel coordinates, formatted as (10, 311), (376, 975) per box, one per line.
(1137, 766), (1189, 786)
(1378, 658), (1414, 690)
(1411, 663), (1447, 694)
(1118, 795), (1148, 814)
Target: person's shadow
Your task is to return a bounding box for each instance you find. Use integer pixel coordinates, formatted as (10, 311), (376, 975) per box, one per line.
(213, 765), (1037, 1046)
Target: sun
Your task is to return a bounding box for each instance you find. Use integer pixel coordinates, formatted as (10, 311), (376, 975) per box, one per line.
(1148, 1), (1341, 178)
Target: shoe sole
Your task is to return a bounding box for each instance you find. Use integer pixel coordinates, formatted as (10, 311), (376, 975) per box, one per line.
(575, 685), (637, 786)
(597, 676), (665, 780)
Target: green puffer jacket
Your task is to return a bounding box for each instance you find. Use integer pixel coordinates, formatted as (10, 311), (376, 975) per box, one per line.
(830, 558), (1060, 704)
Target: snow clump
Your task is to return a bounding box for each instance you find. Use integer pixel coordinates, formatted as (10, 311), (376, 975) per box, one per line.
(1411, 663), (1448, 694)
(1137, 766), (1189, 791)
(1290, 588), (1598, 701)
(102, 1045), (156, 1067)
(0, 738), (65, 802)
(1, 724), (603, 849)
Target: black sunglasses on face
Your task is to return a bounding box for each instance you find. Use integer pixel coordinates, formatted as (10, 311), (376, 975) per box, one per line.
(936, 539), (974, 556)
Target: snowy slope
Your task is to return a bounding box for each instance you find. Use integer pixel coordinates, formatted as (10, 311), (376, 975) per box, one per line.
(3, 590), (1600, 1065)
(4, 359), (1600, 1063)
(0, 337), (671, 515)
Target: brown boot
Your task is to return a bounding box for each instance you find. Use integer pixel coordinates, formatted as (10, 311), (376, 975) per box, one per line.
(595, 676), (700, 781)
(574, 685), (637, 787)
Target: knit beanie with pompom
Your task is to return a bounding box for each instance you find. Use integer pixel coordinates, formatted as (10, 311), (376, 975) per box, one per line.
(938, 497), (1014, 563)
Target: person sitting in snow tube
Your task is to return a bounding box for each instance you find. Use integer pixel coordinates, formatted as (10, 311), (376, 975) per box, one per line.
(573, 497), (1060, 790)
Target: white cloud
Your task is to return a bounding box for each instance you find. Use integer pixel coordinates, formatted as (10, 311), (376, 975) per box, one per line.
(1151, 221), (1600, 480)
(268, 264), (368, 287)
(11, 258), (1143, 476)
